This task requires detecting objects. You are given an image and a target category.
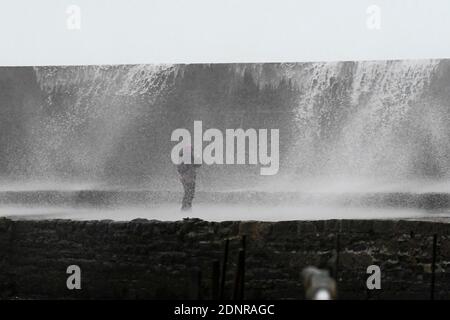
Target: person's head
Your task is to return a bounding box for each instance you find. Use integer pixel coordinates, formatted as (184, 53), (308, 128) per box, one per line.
(179, 144), (197, 164)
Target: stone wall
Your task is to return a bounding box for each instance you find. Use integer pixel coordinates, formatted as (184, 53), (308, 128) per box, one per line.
(0, 217), (449, 299)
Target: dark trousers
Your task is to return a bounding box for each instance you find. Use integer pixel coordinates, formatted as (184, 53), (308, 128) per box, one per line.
(181, 180), (196, 211)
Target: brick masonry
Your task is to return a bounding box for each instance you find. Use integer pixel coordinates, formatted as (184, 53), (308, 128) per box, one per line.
(0, 217), (450, 299)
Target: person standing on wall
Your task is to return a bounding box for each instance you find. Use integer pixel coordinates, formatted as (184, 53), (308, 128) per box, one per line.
(177, 145), (201, 211)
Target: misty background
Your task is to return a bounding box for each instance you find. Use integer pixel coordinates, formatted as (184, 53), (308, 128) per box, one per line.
(1, 61), (450, 195)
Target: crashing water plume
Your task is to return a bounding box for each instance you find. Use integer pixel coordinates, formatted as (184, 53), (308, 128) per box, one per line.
(0, 60), (449, 194)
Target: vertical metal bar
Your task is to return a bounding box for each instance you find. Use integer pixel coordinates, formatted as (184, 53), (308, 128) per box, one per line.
(240, 236), (246, 300)
(233, 249), (245, 300)
(212, 260), (220, 300)
(233, 235), (247, 300)
(219, 239), (229, 300)
(431, 234), (437, 300)
(335, 233), (340, 280)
